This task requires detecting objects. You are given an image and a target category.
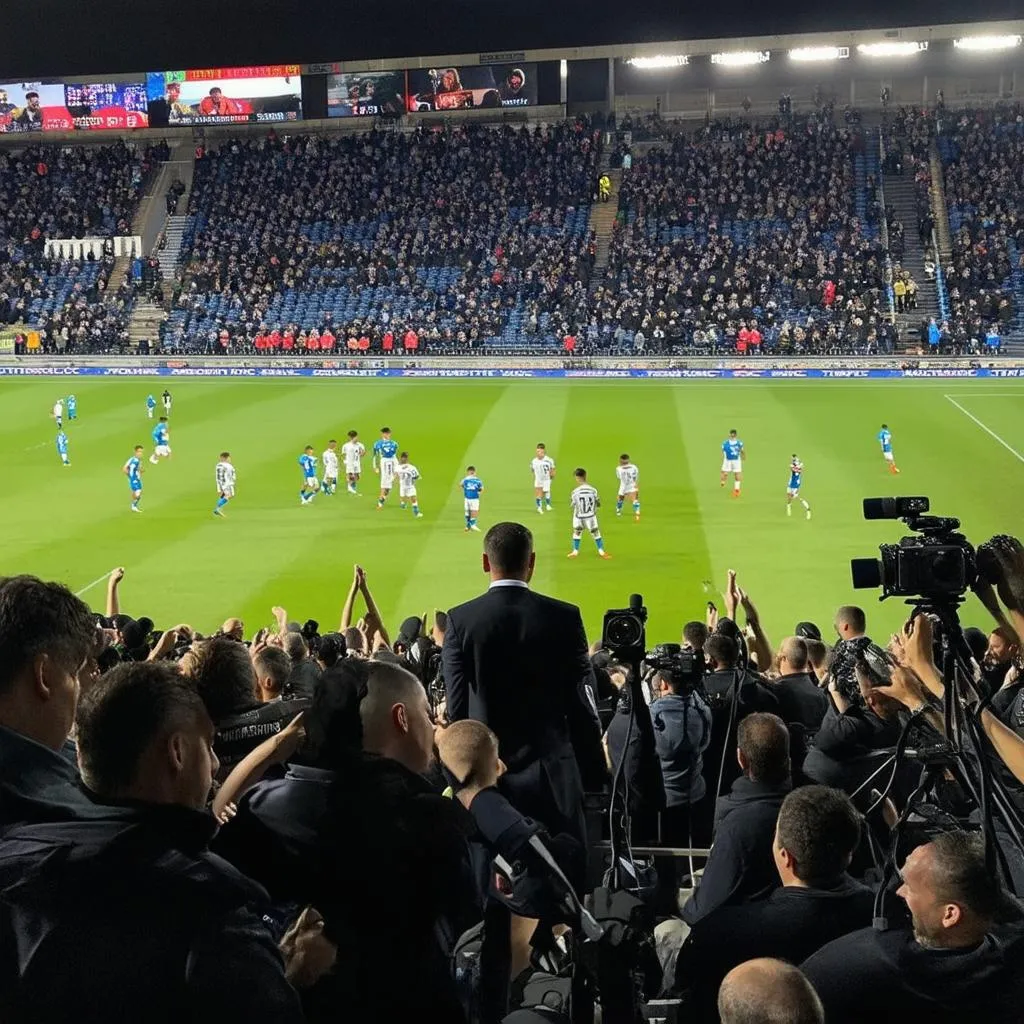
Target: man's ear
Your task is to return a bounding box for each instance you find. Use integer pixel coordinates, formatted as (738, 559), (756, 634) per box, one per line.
(482, 553), (491, 575)
(526, 551), (536, 582)
(392, 702), (409, 735)
(168, 731), (187, 773)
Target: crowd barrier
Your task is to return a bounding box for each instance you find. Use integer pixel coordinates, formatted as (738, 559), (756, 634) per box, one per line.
(2, 365), (1024, 379)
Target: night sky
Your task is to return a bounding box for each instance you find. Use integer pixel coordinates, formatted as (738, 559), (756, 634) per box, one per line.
(0, 0), (1020, 78)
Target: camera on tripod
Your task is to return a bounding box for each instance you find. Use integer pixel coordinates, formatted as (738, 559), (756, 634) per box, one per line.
(645, 643), (705, 693)
(851, 497), (977, 600)
(602, 594), (647, 658)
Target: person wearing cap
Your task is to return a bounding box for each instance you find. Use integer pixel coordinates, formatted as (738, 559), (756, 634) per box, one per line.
(795, 622), (822, 642)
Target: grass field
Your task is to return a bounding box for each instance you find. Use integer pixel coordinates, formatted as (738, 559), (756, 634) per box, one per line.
(3, 378), (1024, 647)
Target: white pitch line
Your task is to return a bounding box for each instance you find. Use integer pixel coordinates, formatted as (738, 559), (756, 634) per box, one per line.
(944, 394), (1024, 464)
(74, 569), (117, 598)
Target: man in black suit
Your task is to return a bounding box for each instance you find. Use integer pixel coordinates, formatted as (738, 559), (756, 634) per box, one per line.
(442, 522), (606, 848)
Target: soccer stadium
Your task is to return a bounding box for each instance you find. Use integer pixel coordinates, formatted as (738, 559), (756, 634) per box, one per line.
(3, 5), (1024, 1022)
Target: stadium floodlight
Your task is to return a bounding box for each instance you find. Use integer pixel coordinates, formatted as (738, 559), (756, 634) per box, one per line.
(953, 34), (1022, 52)
(710, 50), (771, 67)
(789, 46), (850, 62)
(856, 41), (928, 58)
(626, 55), (690, 69)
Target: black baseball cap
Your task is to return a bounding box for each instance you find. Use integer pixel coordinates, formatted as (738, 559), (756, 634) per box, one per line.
(795, 621), (822, 641)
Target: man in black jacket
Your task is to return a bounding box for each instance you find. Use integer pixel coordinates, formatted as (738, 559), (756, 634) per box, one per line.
(0, 574), (103, 827)
(0, 661), (319, 1024)
(443, 522), (606, 849)
(681, 713), (791, 926)
(770, 637), (829, 732)
(674, 786), (873, 1019)
(803, 831), (1024, 1023)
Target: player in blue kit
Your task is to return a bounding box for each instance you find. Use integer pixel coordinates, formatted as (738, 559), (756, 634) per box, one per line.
(66, 395), (77, 421)
(878, 423), (900, 474)
(149, 417), (171, 464)
(786, 455), (812, 520)
(720, 429), (745, 496)
(461, 466), (484, 532)
(373, 427), (400, 509)
(55, 430), (70, 467)
(146, 394), (157, 419)
(123, 445), (144, 512)
(299, 446), (319, 504)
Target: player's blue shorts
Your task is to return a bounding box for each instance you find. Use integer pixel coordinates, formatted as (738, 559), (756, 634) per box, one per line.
(128, 478), (142, 492)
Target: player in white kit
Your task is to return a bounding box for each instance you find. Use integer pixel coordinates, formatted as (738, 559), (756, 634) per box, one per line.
(530, 443), (556, 513)
(342, 429), (366, 494)
(615, 454), (640, 522)
(322, 440), (340, 495)
(396, 452), (423, 518)
(568, 468), (610, 559)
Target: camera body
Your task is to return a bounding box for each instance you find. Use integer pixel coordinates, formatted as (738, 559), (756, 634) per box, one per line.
(852, 499), (977, 600)
(602, 595), (647, 659)
(645, 642), (706, 693)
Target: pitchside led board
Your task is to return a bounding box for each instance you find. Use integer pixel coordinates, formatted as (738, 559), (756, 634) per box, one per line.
(327, 71), (407, 117)
(0, 80), (149, 132)
(146, 66), (303, 127)
(405, 63), (537, 113)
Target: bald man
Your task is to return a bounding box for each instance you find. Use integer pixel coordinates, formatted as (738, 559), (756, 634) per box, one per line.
(718, 958), (823, 1024)
(771, 636), (829, 731)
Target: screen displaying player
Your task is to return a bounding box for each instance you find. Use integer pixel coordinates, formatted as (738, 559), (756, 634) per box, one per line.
(327, 71), (406, 117)
(406, 62), (537, 113)
(146, 68), (301, 127)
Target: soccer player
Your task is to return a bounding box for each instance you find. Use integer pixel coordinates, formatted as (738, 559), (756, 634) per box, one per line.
(786, 454), (811, 520)
(342, 429), (366, 494)
(149, 417), (171, 464)
(298, 446), (319, 504)
(52, 398), (63, 430)
(720, 429), (745, 496)
(396, 452), (423, 518)
(373, 426), (399, 509)
(66, 394), (77, 421)
(123, 445), (144, 512)
(615, 454), (640, 521)
(55, 429), (70, 467)
(214, 452), (236, 517)
(162, 389), (172, 416)
(568, 468), (610, 559)
(461, 466), (484, 532)
(146, 394), (157, 419)
(878, 423), (900, 474)
(530, 443), (556, 513)
(322, 440), (340, 495)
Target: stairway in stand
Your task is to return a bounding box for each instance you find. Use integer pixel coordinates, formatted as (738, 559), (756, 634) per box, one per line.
(156, 215), (189, 281)
(588, 158), (622, 292)
(127, 299), (168, 352)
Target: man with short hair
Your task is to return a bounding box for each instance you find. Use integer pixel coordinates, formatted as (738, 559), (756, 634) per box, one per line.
(281, 630), (321, 699)
(772, 637), (829, 732)
(986, 625), (1021, 702)
(253, 646), (293, 703)
(674, 786), (873, 1015)
(0, 662), (317, 1021)
(682, 713), (792, 925)
(683, 620), (709, 652)
(803, 831), (1024, 1022)
(834, 606), (866, 642)
(718, 958), (824, 1024)
(188, 637), (309, 777)
(443, 521), (605, 853)
(0, 575), (100, 825)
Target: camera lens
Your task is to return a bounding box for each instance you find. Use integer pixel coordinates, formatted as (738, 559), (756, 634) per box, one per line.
(850, 558), (882, 589)
(607, 614), (643, 648)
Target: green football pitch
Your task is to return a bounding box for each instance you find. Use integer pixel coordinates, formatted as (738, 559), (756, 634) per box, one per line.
(3, 378), (1023, 646)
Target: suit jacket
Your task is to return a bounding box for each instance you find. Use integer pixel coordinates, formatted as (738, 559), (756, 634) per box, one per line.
(443, 583), (605, 844)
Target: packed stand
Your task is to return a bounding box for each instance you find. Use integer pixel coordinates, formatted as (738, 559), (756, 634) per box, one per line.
(161, 123), (600, 354)
(601, 112), (893, 356)
(0, 140), (167, 350)
(938, 103), (1022, 346)
(3, 520), (1024, 1022)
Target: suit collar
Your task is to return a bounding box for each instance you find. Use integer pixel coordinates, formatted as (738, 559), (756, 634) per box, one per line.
(488, 579), (529, 590)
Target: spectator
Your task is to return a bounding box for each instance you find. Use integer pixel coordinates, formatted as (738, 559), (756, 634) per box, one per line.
(0, 575), (100, 826)
(769, 636), (829, 732)
(803, 831), (1024, 1022)
(718, 958), (824, 1024)
(674, 786), (873, 1015)
(253, 645), (294, 703)
(280, 629), (322, 699)
(187, 636), (309, 779)
(442, 522), (606, 857)
(681, 712), (792, 926)
(0, 661), (324, 1022)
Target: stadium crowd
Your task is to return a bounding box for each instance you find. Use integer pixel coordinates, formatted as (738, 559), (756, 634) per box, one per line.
(3, 523), (1024, 1023)
(939, 103), (1023, 344)
(0, 140), (166, 350)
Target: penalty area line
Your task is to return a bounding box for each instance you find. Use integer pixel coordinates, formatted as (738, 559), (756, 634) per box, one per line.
(944, 394), (1024, 465)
